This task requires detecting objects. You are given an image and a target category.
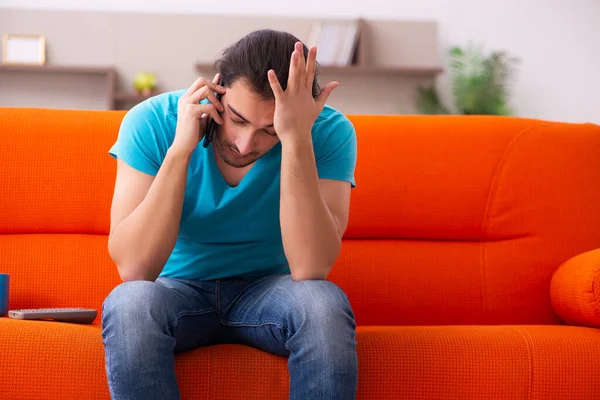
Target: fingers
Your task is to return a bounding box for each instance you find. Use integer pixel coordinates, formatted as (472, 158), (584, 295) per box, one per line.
(305, 46), (317, 89)
(204, 104), (224, 125)
(268, 69), (284, 99)
(296, 42), (306, 85)
(287, 47), (300, 92)
(184, 103), (224, 125)
(316, 81), (339, 109)
(271, 41), (322, 99)
(183, 76), (209, 97)
(188, 85), (224, 112)
(183, 74), (226, 98)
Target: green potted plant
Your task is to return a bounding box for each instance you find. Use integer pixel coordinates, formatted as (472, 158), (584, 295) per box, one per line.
(133, 72), (158, 96)
(416, 44), (519, 115)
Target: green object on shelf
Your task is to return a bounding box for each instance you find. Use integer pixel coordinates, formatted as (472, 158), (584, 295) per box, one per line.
(133, 72), (157, 94)
(416, 43), (519, 115)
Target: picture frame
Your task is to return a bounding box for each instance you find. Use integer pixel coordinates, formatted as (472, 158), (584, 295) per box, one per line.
(2, 34), (46, 65)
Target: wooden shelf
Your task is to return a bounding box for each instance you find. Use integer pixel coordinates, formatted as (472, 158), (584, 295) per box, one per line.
(0, 64), (160, 110)
(315, 65), (442, 76)
(195, 18), (442, 79)
(195, 62), (442, 77)
(0, 64), (115, 74)
(0, 63), (117, 109)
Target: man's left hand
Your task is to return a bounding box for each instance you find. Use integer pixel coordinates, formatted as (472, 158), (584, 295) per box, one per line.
(267, 41), (339, 145)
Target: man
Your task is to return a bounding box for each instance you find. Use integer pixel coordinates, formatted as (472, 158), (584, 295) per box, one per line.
(101, 29), (358, 399)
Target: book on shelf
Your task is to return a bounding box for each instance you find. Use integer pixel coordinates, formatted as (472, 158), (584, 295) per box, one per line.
(306, 20), (360, 67)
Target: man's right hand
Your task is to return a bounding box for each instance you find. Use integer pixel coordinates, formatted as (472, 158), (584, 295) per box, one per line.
(171, 73), (226, 156)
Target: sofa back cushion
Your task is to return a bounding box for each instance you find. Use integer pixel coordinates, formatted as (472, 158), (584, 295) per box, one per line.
(337, 115), (600, 325)
(0, 108), (122, 317)
(1, 108), (117, 234)
(1, 108), (599, 326)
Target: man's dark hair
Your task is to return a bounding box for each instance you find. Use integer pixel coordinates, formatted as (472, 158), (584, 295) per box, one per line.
(214, 29), (321, 100)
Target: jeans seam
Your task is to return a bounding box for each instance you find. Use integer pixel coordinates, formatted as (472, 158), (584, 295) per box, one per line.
(219, 319), (288, 330)
(169, 308), (215, 329)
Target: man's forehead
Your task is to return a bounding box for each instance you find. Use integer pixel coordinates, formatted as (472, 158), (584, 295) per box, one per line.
(224, 95), (275, 127)
(226, 81), (272, 102)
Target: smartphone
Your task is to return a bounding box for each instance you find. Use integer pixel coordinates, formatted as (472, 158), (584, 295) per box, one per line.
(202, 78), (224, 148)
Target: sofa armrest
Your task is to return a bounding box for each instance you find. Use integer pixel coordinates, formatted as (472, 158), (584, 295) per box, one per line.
(550, 248), (600, 328)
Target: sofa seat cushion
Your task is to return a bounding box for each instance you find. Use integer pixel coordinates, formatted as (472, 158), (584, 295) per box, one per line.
(0, 319), (598, 399)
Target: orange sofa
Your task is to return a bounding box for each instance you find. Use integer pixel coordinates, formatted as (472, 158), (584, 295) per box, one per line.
(1, 107), (599, 399)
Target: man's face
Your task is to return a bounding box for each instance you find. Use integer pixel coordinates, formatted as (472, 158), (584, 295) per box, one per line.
(214, 79), (280, 168)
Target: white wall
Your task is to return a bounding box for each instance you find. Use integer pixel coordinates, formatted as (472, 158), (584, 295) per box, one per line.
(2, 0), (599, 124)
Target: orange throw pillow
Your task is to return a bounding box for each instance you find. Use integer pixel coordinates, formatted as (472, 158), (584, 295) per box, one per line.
(550, 249), (600, 328)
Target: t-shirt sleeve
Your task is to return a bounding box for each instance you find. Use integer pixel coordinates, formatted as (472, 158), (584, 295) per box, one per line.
(314, 112), (358, 188)
(108, 101), (166, 176)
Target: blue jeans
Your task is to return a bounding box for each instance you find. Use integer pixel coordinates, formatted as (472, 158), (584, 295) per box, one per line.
(101, 274), (358, 399)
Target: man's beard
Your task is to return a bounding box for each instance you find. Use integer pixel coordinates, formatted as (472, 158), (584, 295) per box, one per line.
(214, 129), (261, 168)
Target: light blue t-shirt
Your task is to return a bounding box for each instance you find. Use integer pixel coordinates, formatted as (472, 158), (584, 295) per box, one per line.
(109, 89), (357, 280)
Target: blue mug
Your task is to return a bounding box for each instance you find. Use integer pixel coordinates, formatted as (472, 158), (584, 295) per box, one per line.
(0, 274), (9, 317)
